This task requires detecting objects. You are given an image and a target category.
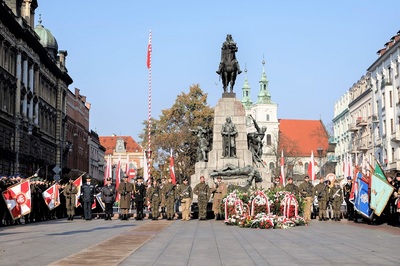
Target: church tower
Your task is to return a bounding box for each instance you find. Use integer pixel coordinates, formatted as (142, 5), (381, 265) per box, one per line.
(241, 68), (253, 110)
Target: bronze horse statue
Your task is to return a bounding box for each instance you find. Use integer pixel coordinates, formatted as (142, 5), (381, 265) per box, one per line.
(216, 34), (242, 93)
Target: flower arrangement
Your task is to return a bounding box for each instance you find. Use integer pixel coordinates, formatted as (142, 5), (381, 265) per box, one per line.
(221, 189), (307, 229)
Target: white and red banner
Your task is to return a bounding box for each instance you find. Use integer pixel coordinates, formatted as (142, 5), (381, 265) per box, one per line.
(280, 150), (285, 186)
(307, 150), (316, 181)
(42, 183), (60, 211)
(74, 176), (83, 207)
(115, 155), (122, 202)
(104, 154), (112, 185)
(2, 179), (31, 220)
(170, 149), (176, 185)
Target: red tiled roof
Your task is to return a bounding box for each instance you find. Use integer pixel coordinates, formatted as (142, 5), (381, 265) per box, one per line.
(278, 119), (329, 157)
(99, 136), (142, 155)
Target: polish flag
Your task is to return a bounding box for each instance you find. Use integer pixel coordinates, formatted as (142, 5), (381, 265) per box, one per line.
(280, 150), (285, 186)
(2, 179), (31, 220)
(104, 154), (112, 185)
(115, 155), (121, 202)
(170, 150), (176, 185)
(42, 183), (60, 211)
(308, 150), (316, 181)
(74, 176), (83, 207)
(146, 31), (152, 69)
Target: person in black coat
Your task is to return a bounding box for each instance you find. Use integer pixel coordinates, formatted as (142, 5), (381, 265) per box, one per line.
(133, 176), (147, 220)
(101, 178), (116, 220)
(81, 175), (96, 220)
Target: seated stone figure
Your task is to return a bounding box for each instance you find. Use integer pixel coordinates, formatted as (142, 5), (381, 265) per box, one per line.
(210, 163), (262, 186)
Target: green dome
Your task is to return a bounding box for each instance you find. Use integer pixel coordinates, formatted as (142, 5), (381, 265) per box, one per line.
(34, 17), (58, 58)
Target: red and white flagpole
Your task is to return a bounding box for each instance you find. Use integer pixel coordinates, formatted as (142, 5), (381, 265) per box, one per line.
(146, 30), (152, 181)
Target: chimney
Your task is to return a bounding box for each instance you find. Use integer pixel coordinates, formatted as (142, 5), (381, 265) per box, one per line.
(58, 50), (68, 71)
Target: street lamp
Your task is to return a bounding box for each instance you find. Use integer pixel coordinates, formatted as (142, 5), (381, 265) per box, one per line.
(317, 147), (323, 178)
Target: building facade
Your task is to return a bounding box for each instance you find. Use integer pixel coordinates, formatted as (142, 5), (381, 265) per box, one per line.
(0, 0), (73, 178)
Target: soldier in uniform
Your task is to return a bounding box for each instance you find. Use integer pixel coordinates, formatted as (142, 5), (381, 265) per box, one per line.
(64, 178), (78, 220)
(147, 179), (161, 220)
(211, 176), (227, 220)
(314, 177), (328, 221)
(133, 176), (147, 220)
(101, 178), (116, 220)
(193, 176), (211, 220)
(343, 176), (354, 220)
(284, 177), (298, 195)
(177, 178), (193, 221)
(162, 177), (176, 220)
(81, 175), (96, 220)
(330, 181), (343, 221)
(159, 177), (167, 219)
(118, 175), (133, 220)
(298, 175), (314, 222)
(270, 176), (283, 191)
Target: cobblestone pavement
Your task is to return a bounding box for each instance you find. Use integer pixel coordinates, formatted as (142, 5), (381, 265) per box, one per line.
(0, 217), (399, 266)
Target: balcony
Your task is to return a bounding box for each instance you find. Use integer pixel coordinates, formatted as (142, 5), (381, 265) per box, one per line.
(356, 117), (368, 127)
(388, 160), (400, 171)
(391, 126), (400, 142)
(348, 123), (359, 132)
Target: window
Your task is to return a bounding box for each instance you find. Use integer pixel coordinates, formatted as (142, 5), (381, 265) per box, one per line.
(266, 134), (271, 145)
(390, 90), (393, 108)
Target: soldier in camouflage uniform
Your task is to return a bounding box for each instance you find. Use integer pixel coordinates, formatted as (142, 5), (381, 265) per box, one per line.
(330, 181), (343, 221)
(162, 177), (176, 220)
(193, 176), (211, 220)
(314, 177), (328, 221)
(147, 179), (161, 220)
(63, 178), (78, 220)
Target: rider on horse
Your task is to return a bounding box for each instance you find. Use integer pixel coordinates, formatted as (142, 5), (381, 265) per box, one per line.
(216, 34), (242, 75)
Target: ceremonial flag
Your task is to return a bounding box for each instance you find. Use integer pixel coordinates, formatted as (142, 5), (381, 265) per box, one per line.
(280, 150), (285, 186)
(307, 150), (315, 181)
(143, 150), (148, 182)
(115, 155), (121, 202)
(74, 176), (83, 207)
(91, 198), (97, 210)
(349, 169), (361, 202)
(95, 193), (105, 211)
(2, 179), (31, 220)
(170, 149), (176, 185)
(370, 162), (394, 216)
(353, 177), (373, 218)
(146, 30), (152, 69)
(104, 154), (111, 185)
(42, 183), (60, 211)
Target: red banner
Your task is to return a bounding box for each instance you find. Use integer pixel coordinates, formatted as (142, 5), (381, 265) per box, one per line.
(2, 179), (31, 220)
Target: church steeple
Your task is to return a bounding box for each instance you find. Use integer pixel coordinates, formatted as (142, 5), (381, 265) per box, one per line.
(257, 58), (273, 104)
(241, 66), (253, 109)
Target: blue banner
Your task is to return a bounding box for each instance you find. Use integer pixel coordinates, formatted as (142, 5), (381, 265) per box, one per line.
(354, 178), (372, 218)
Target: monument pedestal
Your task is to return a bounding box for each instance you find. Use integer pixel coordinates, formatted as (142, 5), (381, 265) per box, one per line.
(191, 97), (253, 185)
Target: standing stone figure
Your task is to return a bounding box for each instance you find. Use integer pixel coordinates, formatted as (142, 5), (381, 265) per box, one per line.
(190, 126), (210, 162)
(221, 117), (237, 158)
(247, 115), (267, 163)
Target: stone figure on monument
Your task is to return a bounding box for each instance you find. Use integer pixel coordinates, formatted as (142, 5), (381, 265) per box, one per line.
(190, 126), (211, 162)
(221, 117), (237, 158)
(210, 163), (262, 186)
(247, 115), (267, 163)
(216, 34), (242, 93)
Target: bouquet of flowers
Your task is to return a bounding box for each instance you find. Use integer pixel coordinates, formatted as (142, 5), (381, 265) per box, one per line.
(250, 213), (274, 229)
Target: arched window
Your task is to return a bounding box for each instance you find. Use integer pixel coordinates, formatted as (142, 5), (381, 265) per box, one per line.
(266, 134), (272, 145)
(266, 114), (270, 121)
(269, 162), (275, 173)
(304, 162), (309, 174)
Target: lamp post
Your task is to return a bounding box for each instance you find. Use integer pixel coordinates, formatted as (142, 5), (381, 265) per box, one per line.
(317, 147), (323, 178)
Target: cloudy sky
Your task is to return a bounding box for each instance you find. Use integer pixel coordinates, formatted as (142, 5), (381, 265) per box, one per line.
(36, 0), (399, 141)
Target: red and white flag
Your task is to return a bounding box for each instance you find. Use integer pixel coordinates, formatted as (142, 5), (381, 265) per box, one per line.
(2, 179), (31, 220)
(146, 30), (152, 69)
(74, 176), (83, 207)
(104, 154), (112, 185)
(42, 183), (60, 211)
(280, 150), (285, 186)
(170, 149), (176, 185)
(308, 150), (316, 181)
(115, 155), (122, 202)
(125, 154), (130, 174)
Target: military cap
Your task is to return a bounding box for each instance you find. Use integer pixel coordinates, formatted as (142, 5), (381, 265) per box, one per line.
(106, 177), (112, 182)
(347, 176), (352, 180)
(136, 176), (143, 180)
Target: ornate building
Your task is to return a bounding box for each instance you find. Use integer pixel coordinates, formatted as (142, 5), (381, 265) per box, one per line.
(0, 0), (73, 178)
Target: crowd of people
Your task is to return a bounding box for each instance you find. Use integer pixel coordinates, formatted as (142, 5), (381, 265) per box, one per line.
(1, 171), (399, 227)
(270, 173), (400, 226)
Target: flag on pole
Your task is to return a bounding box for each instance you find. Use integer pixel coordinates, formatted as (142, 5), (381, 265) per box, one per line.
(353, 177), (373, 218)
(2, 179), (31, 220)
(95, 193), (105, 211)
(143, 151), (148, 182)
(170, 149), (176, 185)
(42, 183), (60, 211)
(307, 150), (315, 181)
(104, 154), (111, 185)
(115, 155), (121, 202)
(280, 150), (285, 186)
(147, 30), (152, 69)
(370, 162), (394, 216)
(74, 176), (83, 207)
(125, 154), (130, 174)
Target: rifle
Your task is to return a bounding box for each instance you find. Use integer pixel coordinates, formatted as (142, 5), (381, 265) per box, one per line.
(179, 185), (190, 200)
(165, 185), (176, 199)
(317, 184), (327, 200)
